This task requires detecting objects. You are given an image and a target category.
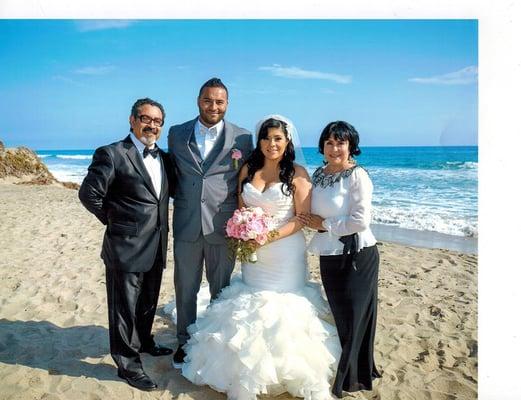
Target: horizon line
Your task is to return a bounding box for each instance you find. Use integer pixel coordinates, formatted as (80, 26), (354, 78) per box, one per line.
(30, 144), (479, 151)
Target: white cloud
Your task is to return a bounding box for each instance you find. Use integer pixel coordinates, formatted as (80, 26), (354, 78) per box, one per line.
(75, 20), (135, 32)
(409, 66), (478, 85)
(259, 64), (352, 84)
(52, 75), (85, 87)
(235, 87), (298, 96)
(74, 65), (116, 75)
(321, 88), (336, 94)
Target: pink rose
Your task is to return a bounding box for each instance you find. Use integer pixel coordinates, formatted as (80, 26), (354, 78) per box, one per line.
(226, 221), (239, 238)
(256, 233), (268, 245)
(231, 148), (242, 169)
(240, 230), (250, 241)
(249, 220), (264, 235)
(231, 149), (242, 160)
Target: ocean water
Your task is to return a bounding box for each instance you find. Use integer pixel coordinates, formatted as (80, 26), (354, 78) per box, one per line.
(37, 146), (478, 239)
(303, 146), (478, 238)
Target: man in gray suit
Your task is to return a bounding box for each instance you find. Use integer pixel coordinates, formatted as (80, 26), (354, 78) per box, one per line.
(168, 78), (253, 367)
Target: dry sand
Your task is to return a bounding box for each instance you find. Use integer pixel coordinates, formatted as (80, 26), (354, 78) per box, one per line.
(0, 182), (477, 400)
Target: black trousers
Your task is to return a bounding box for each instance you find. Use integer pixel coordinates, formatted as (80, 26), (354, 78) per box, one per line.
(320, 245), (381, 396)
(105, 249), (163, 374)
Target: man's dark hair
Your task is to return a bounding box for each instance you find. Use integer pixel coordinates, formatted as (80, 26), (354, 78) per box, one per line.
(198, 78), (228, 98)
(130, 98), (165, 132)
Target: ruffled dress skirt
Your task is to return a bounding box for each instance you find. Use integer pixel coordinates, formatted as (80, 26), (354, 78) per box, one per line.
(181, 278), (340, 400)
(174, 178), (343, 400)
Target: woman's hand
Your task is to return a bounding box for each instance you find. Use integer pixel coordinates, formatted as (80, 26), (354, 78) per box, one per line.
(248, 228), (278, 249)
(246, 239), (261, 250)
(296, 213), (326, 231)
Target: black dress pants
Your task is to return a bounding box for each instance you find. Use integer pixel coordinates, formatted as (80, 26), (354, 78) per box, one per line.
(105, 249), (163, 374)
(320, 245), (381, 395)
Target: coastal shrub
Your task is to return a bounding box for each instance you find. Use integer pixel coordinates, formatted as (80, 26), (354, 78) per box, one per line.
(0, 146), (53, 179)
(0, 142), (80, 189)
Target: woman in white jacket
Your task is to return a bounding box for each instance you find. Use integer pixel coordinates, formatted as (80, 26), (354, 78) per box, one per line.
(298, 120), (381, 397)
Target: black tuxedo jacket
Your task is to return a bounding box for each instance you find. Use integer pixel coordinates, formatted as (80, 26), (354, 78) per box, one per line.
(79, 135), (174, 272)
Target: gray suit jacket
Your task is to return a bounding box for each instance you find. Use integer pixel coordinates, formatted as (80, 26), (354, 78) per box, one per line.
(168, 118), (253, 244)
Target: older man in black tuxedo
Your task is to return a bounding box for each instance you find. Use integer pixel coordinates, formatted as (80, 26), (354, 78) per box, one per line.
(79, 98), (174, 391)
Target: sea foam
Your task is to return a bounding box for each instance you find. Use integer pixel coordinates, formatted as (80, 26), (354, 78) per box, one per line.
(56, 155), (93, 160)
(372, 205), (477, 237)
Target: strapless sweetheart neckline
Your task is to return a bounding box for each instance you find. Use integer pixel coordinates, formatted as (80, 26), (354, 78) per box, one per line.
(246, 181), (283, 194)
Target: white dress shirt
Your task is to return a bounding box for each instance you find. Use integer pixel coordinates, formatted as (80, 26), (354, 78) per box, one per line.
(130, 134), (162, 198)
(308, 166), (377, 256)
(194, 119), (224, 159)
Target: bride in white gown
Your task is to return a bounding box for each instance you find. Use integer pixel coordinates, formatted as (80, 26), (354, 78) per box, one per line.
(171, 115), (341, 400)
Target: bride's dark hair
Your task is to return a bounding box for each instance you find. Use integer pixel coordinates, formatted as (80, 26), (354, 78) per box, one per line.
(241, 118), (296, 196)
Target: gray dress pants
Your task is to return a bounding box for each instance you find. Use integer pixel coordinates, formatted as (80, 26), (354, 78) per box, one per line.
(173, 234), (235, 345)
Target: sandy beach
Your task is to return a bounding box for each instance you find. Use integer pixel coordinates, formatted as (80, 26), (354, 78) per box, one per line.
(0, 181), (477, 400)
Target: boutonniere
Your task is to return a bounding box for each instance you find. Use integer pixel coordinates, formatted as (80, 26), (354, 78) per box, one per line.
(231, 148), (243, 169)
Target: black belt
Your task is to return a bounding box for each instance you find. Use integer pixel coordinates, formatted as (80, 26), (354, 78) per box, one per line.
(339, 233), (359, 271)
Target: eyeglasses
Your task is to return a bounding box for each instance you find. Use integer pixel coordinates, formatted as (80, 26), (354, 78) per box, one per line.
(138, 115), (164, 127)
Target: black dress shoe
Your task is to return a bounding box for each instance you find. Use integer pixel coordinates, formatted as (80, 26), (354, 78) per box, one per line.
(172, 346), (186, 369)
(117, 369), (157, 391)
(139, 343), (173, 357)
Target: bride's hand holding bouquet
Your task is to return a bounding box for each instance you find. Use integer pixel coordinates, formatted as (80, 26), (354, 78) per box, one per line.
(225, 207), (278, 262)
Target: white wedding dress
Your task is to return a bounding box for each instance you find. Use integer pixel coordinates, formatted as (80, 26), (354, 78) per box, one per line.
(171, 182), (341, 400)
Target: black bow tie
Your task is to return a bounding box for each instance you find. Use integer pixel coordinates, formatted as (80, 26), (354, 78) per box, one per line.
(143, 146), (160, 159)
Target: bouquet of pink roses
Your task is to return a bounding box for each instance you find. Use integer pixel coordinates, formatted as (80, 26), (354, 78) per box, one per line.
(225, 206), (278, 262)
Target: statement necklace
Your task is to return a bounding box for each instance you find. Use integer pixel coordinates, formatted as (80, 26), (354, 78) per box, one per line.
(312, 163), (359, 188)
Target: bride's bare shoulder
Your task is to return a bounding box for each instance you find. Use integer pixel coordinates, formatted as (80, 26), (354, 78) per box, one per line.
(239, 164), (249, 180)
(293, 163), (311, 180)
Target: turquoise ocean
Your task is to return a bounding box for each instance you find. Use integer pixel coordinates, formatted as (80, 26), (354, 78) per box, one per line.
(37, 146), (478, 241)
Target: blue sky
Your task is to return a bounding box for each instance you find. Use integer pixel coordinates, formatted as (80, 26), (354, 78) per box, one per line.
(0, 19), (477, 149)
